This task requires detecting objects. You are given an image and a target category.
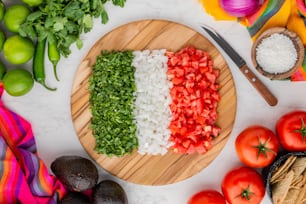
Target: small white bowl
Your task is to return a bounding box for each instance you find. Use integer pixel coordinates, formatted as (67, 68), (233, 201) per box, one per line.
(251, 27), (304, 80)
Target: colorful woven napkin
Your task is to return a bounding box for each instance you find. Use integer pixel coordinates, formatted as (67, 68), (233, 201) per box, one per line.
(0, 84), (66, 203)
(198, 0), (306, 81)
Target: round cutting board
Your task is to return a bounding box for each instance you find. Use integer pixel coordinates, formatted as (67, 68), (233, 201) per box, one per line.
(71, 20), (237, 185)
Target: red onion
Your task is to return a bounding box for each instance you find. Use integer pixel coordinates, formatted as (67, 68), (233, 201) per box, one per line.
(219, 0), (261, 17)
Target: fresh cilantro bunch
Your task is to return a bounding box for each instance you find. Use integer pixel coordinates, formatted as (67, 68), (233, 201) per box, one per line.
(19, 0), (126, 57)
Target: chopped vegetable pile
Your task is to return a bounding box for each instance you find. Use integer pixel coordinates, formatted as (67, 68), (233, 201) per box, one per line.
(167, 47), (221, 154)
(90, 50), (138, 157)
(132, 49), (173, 155)
(89, 46), (221, 157)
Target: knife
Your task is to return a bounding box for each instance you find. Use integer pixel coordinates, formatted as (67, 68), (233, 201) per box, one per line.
(201, 25), (278, 106)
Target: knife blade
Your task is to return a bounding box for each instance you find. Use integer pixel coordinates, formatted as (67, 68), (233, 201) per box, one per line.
(201, 25), (278, 106)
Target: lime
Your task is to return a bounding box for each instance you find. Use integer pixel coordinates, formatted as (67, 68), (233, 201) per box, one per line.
(3, 68), (34, 96)
(22, 0), (43, 7)
(3, 4), (30, 33)
(0, 1), (5, 21)
(3, 35), (35, 65)
(0, 61), (6, 80)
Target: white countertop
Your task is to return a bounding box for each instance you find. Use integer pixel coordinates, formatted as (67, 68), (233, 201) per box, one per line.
(3, 0), (306, 203)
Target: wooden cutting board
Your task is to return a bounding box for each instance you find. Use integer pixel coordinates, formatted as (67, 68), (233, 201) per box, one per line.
(71, 20), (237, 185)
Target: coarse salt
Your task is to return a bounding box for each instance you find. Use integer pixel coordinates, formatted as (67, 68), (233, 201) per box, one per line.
(256, 33), (297, 74)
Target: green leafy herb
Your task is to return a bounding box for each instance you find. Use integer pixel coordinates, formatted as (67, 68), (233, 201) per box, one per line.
(89, 50), (138, 157)
(19, 0), (126, 57)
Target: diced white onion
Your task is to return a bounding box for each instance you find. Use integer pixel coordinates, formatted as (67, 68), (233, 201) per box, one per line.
(132, 49), (173, 155)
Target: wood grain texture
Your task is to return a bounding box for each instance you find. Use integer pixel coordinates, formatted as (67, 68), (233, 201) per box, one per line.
(71, 20), (237, 185)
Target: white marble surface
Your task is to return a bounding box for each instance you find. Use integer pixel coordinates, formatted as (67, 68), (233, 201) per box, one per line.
(2, 0), (306, 203)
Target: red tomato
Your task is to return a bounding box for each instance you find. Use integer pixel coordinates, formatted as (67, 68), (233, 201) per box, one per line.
(188, 189), (226, 204)
(221, 166), (265, 204)
(275, 110), (306, 151)
(235, 125), (279, 168)
(167, 46), (221, 154)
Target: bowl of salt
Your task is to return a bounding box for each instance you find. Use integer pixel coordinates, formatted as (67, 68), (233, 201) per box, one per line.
(251, 27), (304, 80)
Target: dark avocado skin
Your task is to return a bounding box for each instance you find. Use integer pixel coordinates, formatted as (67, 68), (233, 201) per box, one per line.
(93, 180), (128, 204)
(59, 192), (91, 204)
(51, 155), (99, 192)
(262, 151), (306, 203)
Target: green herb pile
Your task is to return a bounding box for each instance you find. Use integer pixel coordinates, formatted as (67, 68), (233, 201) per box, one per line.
(18, 0), (126, 89)
(20, 0), (125, 57)
(89, 50), (138, 157)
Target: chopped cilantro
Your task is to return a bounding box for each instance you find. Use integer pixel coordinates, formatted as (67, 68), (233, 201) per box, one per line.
(89, 50), (138, 157)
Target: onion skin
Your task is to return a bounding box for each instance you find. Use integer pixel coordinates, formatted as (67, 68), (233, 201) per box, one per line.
(219, 0), (261, 17)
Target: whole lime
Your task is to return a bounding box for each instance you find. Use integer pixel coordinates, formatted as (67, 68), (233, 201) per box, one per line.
(0, 1), (5, 21)
(0, 29), (5, 51)
(3, 68), (34, 96)
(22, 0), (43, 7)
(3, 35), (35, 65)
(4, 4), (30, 33)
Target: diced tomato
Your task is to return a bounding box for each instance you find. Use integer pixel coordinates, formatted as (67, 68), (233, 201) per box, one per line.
(205, 72), (217, 83)
(172, 77), (184, 85)
(186, 144), (196, 154)
(182, 139), (191, 149)
(167, 46), (221, 154)
(195, 142), (208, 154)
(166, 51), (174, 57)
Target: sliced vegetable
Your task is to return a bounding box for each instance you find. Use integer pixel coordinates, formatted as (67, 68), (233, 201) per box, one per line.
(221, 166), (265, 204)
(235, 125), (279, 168)
(275, 110), (306, 151)
(89, 50), (138, 157)
(167, 46), (221, 154)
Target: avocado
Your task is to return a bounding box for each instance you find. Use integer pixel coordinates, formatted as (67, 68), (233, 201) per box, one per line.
(51, 155), (99, 192)
(93, 180), (128, 204)
(59, 192), (91, 204)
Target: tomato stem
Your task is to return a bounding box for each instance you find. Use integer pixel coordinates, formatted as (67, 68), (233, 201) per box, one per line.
(293, 117), (306, 143)
(253, 135), (276, 159)
(235, 185), (254, 200)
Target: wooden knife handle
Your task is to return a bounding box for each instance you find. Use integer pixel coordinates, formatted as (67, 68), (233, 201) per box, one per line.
(240, 64), (278, 106)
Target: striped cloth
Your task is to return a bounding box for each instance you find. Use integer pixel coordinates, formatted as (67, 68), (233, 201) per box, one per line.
(198, 0), (306, 81)
(0, 84), (66, 203)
